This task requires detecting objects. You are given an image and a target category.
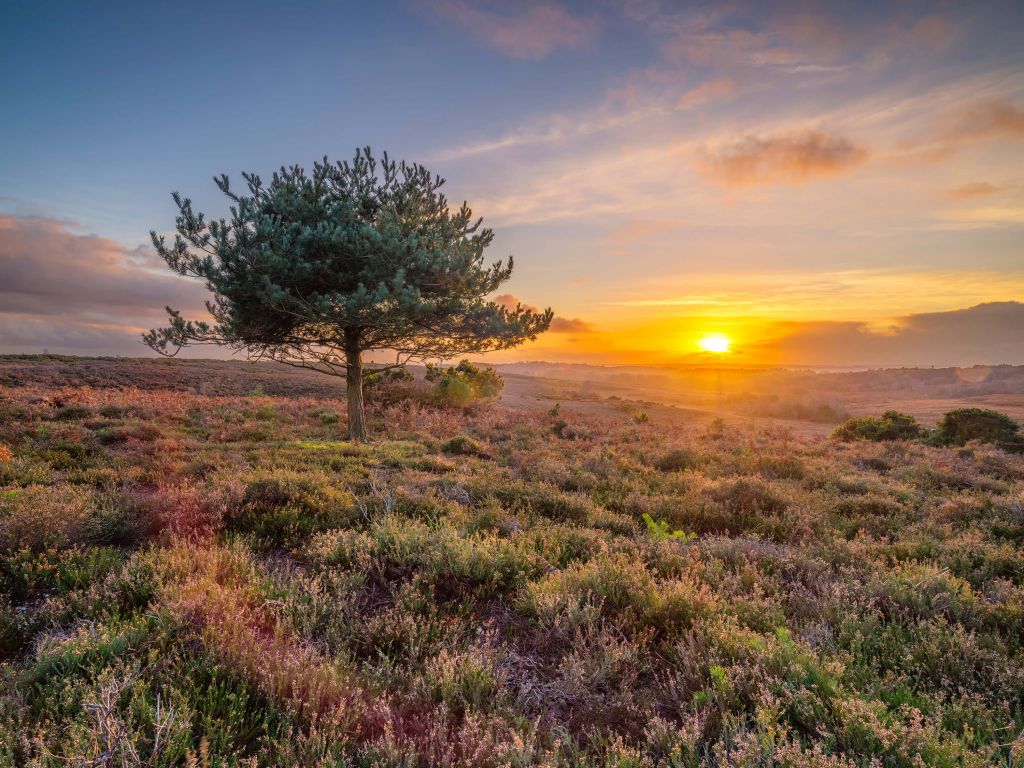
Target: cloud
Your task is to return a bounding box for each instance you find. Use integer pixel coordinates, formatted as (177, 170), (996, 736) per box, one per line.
(492, 293), (531, 313)
(492, 293), (593, 333)
(941, 181), (1007, 200)
(549, 317), (594, 333)
(0, 214), (208, 354)
(702, 129), (868, 186)
(753, 302), (1024, 367)
(605, 219), (681, 242)
(935, 98), (1024, 144)
(610, 268), (1024, 319)
(655, 7), (960, 75)
(677, 78), (736, 110)
(428, 1), (600, 60)
(902, 99), (1024, 164)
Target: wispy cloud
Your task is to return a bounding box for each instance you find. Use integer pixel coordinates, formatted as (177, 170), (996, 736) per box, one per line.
(941, 181), (1008, 200)
(701, 129), (868, 186)
(428, 1), (600, 60)
(897, 98), (1024, 163)
(677, 78), (736, 110)
(934, 98), (1024, 144)
(605, 219), (681, 242)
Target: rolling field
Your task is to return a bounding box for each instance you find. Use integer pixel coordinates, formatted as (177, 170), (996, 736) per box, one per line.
(1, 357), (1023, 766)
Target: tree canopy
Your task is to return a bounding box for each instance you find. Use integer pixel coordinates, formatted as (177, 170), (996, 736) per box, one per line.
(145, 148), (552, 438)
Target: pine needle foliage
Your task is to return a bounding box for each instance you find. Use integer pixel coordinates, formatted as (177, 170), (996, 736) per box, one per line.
(144, 148), (552, 439)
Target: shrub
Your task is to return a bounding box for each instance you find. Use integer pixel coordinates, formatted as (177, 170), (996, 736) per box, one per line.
(440, 434), (488, 457)
(710, 478), (788, 515)
(930, 407), (1022, 449)
(654, 448), (702, 472)
(364, 366), (414, 388)
(832, 411), (922, 442)
(426, 360), (504, 407)
(231, 473), (358, 545)
(50, 405), (93, 421)
(364, 366), (420, 408)
(0, 484), (96, 552)
(96, 422), (163, 445)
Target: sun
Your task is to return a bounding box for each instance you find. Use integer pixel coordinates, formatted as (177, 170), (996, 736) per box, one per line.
(698, 333), (733, 354)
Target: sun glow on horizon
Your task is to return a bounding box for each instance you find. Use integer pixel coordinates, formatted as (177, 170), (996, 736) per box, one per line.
(698, 333), (733, 354)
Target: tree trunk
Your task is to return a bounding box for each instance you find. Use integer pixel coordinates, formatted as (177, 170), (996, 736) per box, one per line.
(344, 330), (366, 441)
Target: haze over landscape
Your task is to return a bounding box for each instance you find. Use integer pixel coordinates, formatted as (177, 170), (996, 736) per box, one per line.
(2, 0), (1023, 367)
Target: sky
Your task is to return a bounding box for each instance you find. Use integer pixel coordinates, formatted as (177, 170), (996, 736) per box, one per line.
(1, 0), (1023, 368)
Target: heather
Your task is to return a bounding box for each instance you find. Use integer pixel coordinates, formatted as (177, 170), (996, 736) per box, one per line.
(1, 358), (1023, 766)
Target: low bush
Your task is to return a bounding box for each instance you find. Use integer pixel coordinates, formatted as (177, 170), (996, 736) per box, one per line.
(930, 407), (1022, 450)
(426, 359), (504, 407)
(832, 410), (923, 442)
(654, 448), (702, 472)
(364, 366), (415, 388)
(441, 434), (488, 457)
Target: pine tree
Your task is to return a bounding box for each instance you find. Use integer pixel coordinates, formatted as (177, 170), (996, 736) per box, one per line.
(144, 148), (552, 439)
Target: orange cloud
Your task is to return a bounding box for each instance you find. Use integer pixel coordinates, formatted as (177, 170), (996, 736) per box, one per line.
(702, 129), (868, 186)
(941, 181), (1007, 200)
(549, 317), (594, 333)
(429, 1), (599, 60)
(935, 99), (1024, 144)
(492, 293), (592, 333)
(677, 78), (736, 110)
(897, 99), (1024, 166)
(605, 219), (680, 242)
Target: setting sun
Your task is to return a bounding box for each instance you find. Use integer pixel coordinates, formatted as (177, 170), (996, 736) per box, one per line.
(698, 333), (733, 354)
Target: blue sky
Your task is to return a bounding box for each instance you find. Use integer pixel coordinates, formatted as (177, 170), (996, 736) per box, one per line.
(2, 1), (1023, 365)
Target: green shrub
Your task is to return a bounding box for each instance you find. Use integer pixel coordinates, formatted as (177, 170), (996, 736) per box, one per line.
(654, 448), (701, 472)
(231, 474), (358, 545)
(710, 478), (788, 515)
(364, 366), (414, 388)
(50, 405), (93, 421)
(425, 359), (503, 407)
(440, 434), (488, 457)
(929, 407), (1022, 449)
(97, 422), (163, 445)
(832, 411), (923, 442)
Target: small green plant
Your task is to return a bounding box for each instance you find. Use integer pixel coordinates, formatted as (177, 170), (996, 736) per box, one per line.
(319, 411), (340, 426)
(548, 403), (561, 417)
(642, 513), (696, 542)
(633, 411), (650, 424)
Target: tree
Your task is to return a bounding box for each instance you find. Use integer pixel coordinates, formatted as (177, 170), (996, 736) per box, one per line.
(143, 148), (552, 439)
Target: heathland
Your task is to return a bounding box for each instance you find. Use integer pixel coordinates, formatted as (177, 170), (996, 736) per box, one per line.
(1, 356), (1022, 766)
